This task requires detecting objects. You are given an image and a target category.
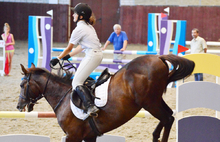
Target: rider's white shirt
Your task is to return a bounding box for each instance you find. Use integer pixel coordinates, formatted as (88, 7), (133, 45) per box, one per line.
(69, 21), (101, 50)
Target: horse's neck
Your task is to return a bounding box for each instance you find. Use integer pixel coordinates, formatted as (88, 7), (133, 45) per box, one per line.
(42, 79), (71, 111)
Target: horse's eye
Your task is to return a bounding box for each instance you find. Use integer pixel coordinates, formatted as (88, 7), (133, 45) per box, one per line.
(20, 79), (27, 88)
(20, 82), (25, 88)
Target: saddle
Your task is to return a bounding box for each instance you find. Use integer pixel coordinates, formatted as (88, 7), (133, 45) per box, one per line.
(70, 68), (111, 111)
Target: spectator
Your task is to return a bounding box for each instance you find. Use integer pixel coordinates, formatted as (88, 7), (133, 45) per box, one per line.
(102, 24), (128, 60)
(1, 23), (15, 76)
(190, 28), (207, 81)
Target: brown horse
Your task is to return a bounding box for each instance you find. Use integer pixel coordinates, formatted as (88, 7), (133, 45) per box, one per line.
(17, 54), (194, 142)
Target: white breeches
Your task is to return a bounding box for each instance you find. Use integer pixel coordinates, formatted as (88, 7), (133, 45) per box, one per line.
(72, 49), (103, 90)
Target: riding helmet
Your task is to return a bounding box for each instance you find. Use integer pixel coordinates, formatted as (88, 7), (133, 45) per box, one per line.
(73, 3), (92, 22)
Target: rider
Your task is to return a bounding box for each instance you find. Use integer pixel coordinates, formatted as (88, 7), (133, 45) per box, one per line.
(50, 3), (103, 116)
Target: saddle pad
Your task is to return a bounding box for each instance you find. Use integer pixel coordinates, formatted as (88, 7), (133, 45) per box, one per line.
(70, 77), (111, 120)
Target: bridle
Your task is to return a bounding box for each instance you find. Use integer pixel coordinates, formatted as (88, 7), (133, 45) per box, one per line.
(19, 72), (51, 106)
(19, 61), (73, 112)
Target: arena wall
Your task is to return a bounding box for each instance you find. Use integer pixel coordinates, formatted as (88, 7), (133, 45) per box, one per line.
(1, 1), (220, 44)
(0, 2), (68, 42)
(120, 5), (220, 44)
(120, 0), (220, 6)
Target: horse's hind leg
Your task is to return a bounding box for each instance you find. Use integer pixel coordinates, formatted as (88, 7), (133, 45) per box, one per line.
(161, 100), (174, 142)
(152, 122), (163, 142)
(144, 99), (174, 142)
(152, 99), (173, 141)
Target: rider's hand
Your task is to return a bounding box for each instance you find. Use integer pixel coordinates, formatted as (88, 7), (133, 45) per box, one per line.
(50, 58), (59, 67)
(62, 54), (71, 60)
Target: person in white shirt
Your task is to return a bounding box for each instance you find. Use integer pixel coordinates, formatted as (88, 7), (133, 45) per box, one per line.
(190, 28), (207, 81)
(50, 3), (103, 117)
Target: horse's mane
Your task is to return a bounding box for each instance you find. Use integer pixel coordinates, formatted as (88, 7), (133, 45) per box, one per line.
(28, 67), (73, 85)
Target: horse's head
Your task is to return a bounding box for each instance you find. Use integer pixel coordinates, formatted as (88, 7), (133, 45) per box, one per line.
(17, 64), (43, 112)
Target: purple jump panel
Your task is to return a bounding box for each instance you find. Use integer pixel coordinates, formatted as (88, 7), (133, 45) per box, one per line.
(178, 116), (220, 142)
(160, 20), (173, 55)
(41, 17), (51, 71)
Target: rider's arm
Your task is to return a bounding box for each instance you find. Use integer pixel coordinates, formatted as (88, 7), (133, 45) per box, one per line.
(69, 45), (83, 57)
(57, 43), (74, 59)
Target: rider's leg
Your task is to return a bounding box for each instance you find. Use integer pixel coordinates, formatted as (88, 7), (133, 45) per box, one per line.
(72, 49), (103, 115)
(76, 85), (99, 114)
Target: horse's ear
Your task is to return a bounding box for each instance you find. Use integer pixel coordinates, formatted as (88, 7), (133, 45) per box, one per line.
(20, 64), (28, 75)
(31, 63), (35, 68)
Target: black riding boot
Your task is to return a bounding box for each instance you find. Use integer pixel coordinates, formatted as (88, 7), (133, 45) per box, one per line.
(75, 85), (99, 115)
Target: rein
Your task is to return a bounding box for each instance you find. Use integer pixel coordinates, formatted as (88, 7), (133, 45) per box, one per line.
(53, 87), (72, 112)
(50, 60), (77, 72)
(36, 69), (72, 112)
(49, 60), (76, 111)
(42, 72), (52, 95)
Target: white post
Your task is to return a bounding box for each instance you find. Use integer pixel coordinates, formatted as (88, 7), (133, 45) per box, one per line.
(68, 0), (71, 39)
(0, 40), (5, 76)
(47, 10), (53, 60)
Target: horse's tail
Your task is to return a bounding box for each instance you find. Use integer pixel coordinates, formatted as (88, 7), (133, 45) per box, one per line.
(159, 54), (195, 84)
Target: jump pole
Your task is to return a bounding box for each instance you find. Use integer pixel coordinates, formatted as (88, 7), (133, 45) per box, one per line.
(56, 57), (132, 64)
(52, 48), (158, 55)
(53, 47), (220, 55)
(0, 111), (56, 118)
(0, 110), (175, 118)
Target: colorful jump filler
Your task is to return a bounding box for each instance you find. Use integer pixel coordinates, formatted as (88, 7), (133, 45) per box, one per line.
(147, 13), (168, 52)
(147, 7), (188, 55)
(28, 12), (52, 70)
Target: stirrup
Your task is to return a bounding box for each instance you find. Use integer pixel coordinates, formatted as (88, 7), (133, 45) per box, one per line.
(87, 105), (99, 113)
(85, 106), (99, 118)
(83, 112), (99, 120)
(88, 107), (99, 118)
(90, 112), (99, 117)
